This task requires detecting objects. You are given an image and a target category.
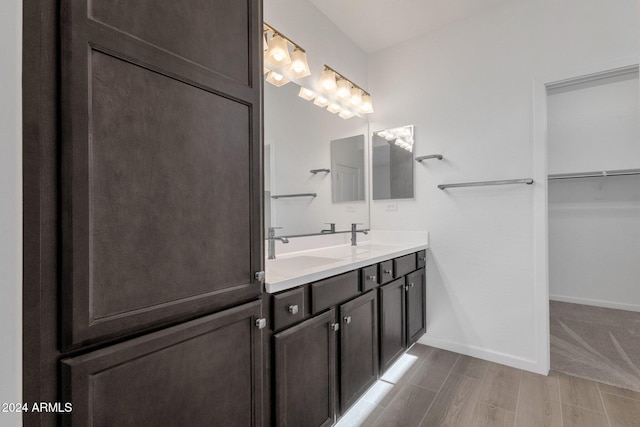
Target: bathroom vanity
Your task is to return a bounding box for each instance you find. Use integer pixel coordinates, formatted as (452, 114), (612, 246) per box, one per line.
(265, 238), (427, 426)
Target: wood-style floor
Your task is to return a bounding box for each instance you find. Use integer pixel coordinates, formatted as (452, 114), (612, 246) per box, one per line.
(335, 344), (640, 427)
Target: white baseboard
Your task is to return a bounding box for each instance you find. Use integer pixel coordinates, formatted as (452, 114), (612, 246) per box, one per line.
(417, 335), (547, 375)
(549, 295), (640, 313)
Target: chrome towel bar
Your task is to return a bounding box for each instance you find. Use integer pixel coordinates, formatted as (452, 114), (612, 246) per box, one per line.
(271, 193), (317, 199)
(415, 154), (443, 162)
(438, 178), (533, 190)
(548, 168), (640, 180)
(310, 168), (331, 174)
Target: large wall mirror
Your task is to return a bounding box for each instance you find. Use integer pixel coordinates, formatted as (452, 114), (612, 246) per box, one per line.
(265, 82), (369, 236)
(372, 125), (415, 200)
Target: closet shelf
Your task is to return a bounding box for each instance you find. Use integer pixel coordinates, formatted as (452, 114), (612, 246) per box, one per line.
(548, 168), (640, 180)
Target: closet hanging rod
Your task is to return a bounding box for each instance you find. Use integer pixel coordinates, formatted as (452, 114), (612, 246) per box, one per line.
(271, 193), (317, 199)
(548, 168), (640, 180)
(415, 154), (443, 162)
(438, 178), (534, 190)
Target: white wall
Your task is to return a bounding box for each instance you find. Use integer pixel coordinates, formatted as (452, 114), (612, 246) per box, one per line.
(264, 0), (370, 235)
(0, 0), (22, 425)
(368, 0), (639, 373)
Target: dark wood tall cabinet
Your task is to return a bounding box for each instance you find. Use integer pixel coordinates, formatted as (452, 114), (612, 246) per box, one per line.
(23, 0), (264, 425)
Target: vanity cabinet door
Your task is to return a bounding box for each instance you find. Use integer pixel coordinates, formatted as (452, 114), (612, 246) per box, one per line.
(339, 291), (379, 413)
(406, 268), (426, 346)
(379, 278), (406, 374)
(274, 309), (338, 427)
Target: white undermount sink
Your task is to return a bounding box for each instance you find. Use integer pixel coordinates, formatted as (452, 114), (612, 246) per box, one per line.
(267, 255), (342, 271)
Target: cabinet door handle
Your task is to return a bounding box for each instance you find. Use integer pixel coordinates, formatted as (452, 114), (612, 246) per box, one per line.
(419, 256), (426, 262)
(288, 304), (299, 315)
(255, 318), (267, 329)
(384, 269), (392, 275)
(367, 275), (377, 282)
(405, 285), (409, 291)
(331, 323), (340, 332)
(344, 316), (352, 324)
(409, 282), (415, 288)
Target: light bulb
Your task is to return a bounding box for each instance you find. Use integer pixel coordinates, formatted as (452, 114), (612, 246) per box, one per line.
(313, 96), (330, 107)
(339, 110), (354, 119)
(319, 69), (337, 92)
(327, 103), (342, 114)
(264, 34), (291, 67)
(265, 71), (290, 87)
(287, 48), (311, 78)
(349, 88), (362, 107)
(336, 79), (351, 99)
(298, 87), (316, 101)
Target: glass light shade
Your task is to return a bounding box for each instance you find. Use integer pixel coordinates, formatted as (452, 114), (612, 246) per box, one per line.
(287, 49), (311, 78)
(263, 34), (268, 52)
(339, 110), (355, 119)
(349, 88), (362, 107)
(327, 103), (342, 114)
(298, 87), (316, 101)
(264, 35), (291, 67)
(336, 79), (351, 99)
(313, 96), (330, 107)
(265, 71), (290, 87)
(319, 70), (337, 92)
(263, 67), (270, 74)
(360, 94), (374, 113)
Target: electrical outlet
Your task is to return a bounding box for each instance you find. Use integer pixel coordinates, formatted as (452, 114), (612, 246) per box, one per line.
(385, 202), (398, 212)
(345, 205), (356, 213)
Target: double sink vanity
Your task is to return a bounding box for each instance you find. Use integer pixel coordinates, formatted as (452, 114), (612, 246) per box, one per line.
(265, 232), (428, 426)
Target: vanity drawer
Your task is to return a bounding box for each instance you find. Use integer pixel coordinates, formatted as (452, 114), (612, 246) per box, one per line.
(394, 254), (417, 277)
(378, 260), (395, 285)
(272, 287), (308, 331)
(417, 250), (427, 268)
(311, 271), (360, 315)
(360, 265), (379, 292)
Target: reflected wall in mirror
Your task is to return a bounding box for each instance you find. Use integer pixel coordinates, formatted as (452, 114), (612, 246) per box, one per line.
(331, 135), (365, 203)
(372, 125), (414, 200)
(265, 82), (369, 236)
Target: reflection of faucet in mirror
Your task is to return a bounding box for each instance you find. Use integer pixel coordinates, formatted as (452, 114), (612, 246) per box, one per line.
(267, 226), (289, 260)
(321, 223), (336, 234)
(351, 223), (368, 246)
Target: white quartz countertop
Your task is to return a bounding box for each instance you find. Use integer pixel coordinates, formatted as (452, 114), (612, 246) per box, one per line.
(265, 231), (428, 293)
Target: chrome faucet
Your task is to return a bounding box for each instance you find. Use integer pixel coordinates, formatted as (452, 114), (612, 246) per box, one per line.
(320, 223), (336, 234)
(350, 223), (368, 246)
(267, 226), (289, 260)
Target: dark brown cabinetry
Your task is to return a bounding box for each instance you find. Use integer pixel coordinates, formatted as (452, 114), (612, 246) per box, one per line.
(24, 0), (264, 424)
(62, 300), (264, 427)
(274, 309), (338, 427)
(271, 252), (426, 427)
(339, 291), (379, 412)
(406, 268), (427, 346)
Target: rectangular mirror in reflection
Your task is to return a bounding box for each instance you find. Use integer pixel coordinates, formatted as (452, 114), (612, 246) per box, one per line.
(372, 125), (415, 200)
(331, 135), (365, 202)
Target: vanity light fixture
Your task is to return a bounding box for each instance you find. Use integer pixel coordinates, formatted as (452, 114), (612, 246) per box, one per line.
(298, 87), (317, 101)
(313, 96), (330, 107)
(266, 71), (290, 87)
(320, 65), (373, 115)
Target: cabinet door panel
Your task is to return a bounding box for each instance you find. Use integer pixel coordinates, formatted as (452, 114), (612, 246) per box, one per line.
(379, 278), (406, 373)
(61, 299), (264, 427)
(60, 0), (262, 349)
(406, 268), (426, 346)
(274, 309), (337, 427)
(340, 291), (379, 413)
